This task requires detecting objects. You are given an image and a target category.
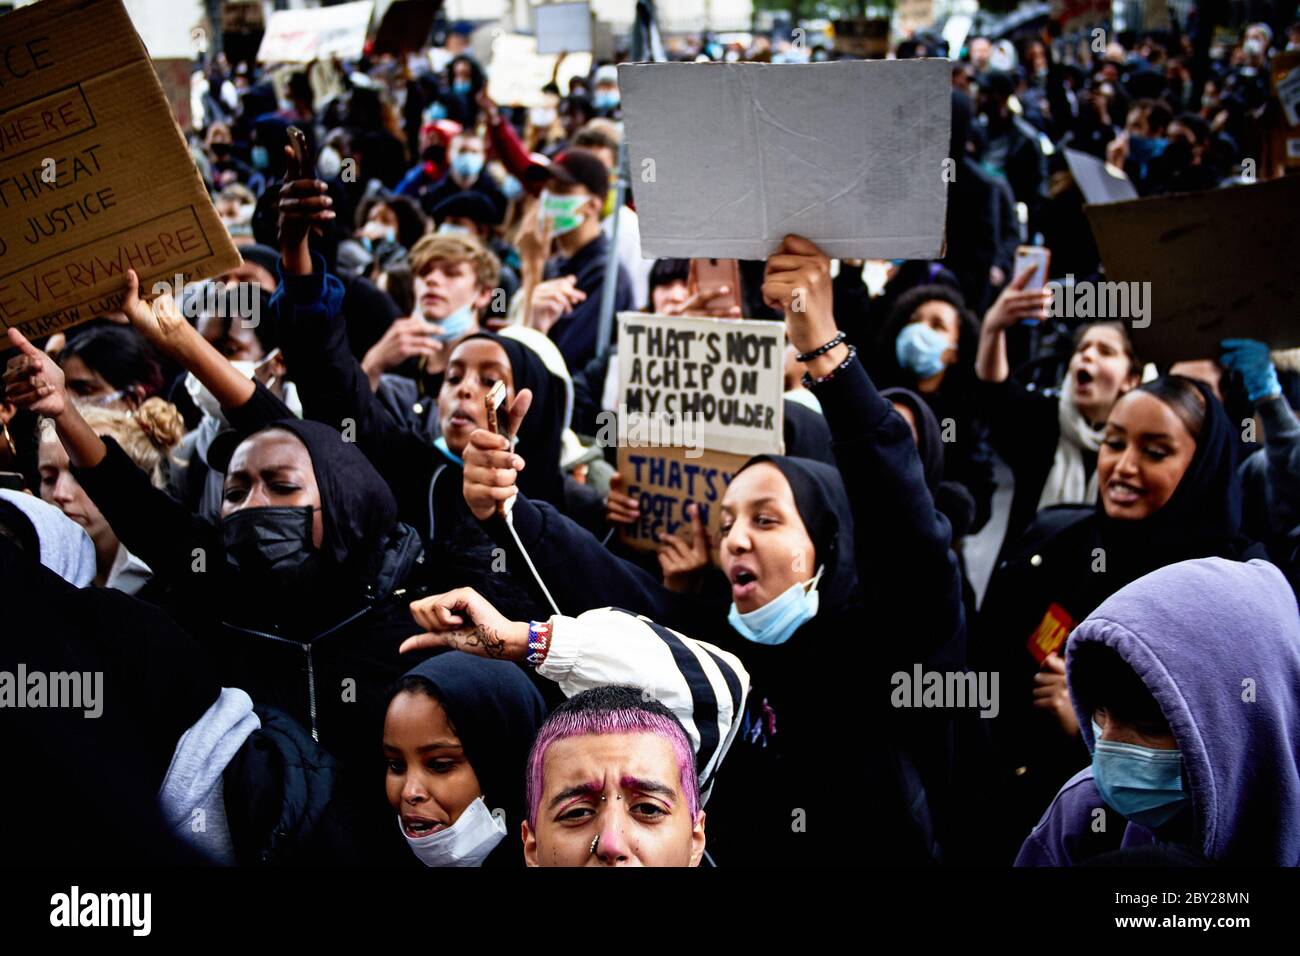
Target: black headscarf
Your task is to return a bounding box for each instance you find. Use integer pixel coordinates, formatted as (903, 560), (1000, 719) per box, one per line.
(397, 654), (546, 860)
(881, 387), (976, 539)
(1097, 378), (1256, 587)
(457, 332), (568, 507)
(209, 418), (400, 574)
(734, 455), (860, 618)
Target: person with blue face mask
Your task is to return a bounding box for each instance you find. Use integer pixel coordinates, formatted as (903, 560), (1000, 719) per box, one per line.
(459, 235), (967, 867)
(1017, 557), (1300, 866)
(416, 132), (508, 224)
(360, 233), (497, 393)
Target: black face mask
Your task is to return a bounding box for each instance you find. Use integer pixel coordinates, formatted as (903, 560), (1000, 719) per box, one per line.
(220, 506), (324, 587)
(211, 142), (232, 159)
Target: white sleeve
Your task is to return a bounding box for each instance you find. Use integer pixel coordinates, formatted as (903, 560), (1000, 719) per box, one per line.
(537, 607), (750, 801)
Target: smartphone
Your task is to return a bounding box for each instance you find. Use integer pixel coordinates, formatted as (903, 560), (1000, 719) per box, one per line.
(1013, 245), (1051, 291)
(485, 380), (508, 437)
(1013, 245), (1050, 327)
(0, 472), (25, 492)
(286, 125), (313, 178)
(688, 258), (743, 318)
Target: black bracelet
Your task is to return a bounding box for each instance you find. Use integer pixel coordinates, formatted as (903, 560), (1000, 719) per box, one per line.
(795, 330), (846, 363)
(802, 344), (858, 389)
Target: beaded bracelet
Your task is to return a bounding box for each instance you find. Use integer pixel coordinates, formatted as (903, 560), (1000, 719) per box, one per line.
(794, 330), (847, 363)
(802, 344), (858, 389)
(526, 620), (552, 668)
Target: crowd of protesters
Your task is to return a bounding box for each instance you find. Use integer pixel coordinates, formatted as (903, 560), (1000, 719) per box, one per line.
(2, 15), (1299, 869)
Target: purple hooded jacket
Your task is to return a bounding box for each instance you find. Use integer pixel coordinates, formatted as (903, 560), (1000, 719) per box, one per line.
(1016, 558), (1300, 866)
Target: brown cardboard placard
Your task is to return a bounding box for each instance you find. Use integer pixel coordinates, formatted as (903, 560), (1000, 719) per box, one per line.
(1084, 176), (1300, 364)
(0, 0), (240, 339)
(616, 444), (750, 558)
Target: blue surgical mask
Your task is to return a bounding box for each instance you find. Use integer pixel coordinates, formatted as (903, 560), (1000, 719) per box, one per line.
(452, 80), (473, 96)
(451, 152), (484, 182)
(593, 90), (620, 111)
(1127, 134), (1167, 176)
(437, 222), (473, 237)
(433, 301), (475, 342)
(895, 322), (951, 379)
(727, 566), (824, 646)
(425, 100), (448, 122)
(1092, 738), (1189, 830)
(434, 435), (464, 465)
(501, 174), (523, 200)
(251, 144), (269, 170)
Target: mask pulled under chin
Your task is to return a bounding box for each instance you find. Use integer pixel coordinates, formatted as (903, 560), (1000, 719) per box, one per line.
(728, 566), (824, 646)
(401, 797), (506, 867)
(220, 505), (323, 587)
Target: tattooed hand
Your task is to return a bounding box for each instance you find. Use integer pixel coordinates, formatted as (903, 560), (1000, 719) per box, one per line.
(401, 587), (529, 660)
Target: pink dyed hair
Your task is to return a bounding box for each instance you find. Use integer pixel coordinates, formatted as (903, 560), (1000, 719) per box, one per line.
(526, 686), (700, 829)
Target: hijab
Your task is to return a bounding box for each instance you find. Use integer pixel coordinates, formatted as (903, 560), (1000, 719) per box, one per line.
(397, 654), (546, 862)
(733, 455), (861, 623)
(457, 331), (568, 507)
(1097, 379), (1257, 588)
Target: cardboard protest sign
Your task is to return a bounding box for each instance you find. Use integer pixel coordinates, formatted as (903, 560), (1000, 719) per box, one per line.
(486, 34), (591, 108)
(1085, 176), (1300, 364)
(616, 444), (749, 555)
(535, 2), (593, 56)
(0, 0), (240, 340)
(618, 60), (951, 261)
(257, 0), (374, 64)
(371, 0), (438, 58)
(1064, 148), (1138, 204)
(615, 312), (785, 459)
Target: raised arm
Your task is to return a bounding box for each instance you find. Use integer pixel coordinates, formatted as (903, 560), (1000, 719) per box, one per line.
(401, 591), (749, 800)
(762, 235), (964, 665)
(975, 266), (1048, 383)
(3, 324), (220, 586)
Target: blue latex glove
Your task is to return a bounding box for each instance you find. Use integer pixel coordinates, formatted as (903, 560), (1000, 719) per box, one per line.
(1220, 338), (1281, 403)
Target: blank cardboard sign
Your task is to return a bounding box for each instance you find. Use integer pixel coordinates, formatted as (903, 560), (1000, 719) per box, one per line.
(1064, 148), (1138, 204)
(0, 0), (239, 340)
(618, 60), (951, 260)
(1085, 176), (1300, 364)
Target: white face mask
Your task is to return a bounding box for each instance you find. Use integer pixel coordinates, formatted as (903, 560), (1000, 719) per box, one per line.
(400, 796), (506, 868)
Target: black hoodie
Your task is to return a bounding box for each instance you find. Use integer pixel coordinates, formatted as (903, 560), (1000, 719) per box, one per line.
(72, 418), (431, 853)
(394, 654), (546, 868)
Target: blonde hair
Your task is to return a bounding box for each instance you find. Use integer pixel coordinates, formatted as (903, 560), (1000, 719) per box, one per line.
(75, 399), (185, 489)
(407, 233), (500, 290)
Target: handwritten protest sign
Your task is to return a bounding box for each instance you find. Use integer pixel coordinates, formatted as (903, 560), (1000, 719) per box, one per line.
(614, 312), (785, 556)
(618, 60), (950, 260)
(615, 312), (785, 459)
(0, 0), (240, 339)
(617, 444), (749, 554)
(257, 1), (374, 64)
